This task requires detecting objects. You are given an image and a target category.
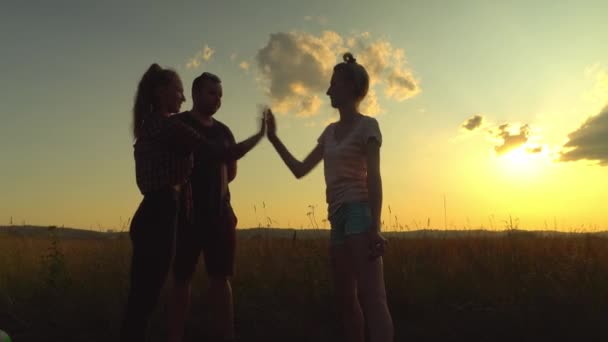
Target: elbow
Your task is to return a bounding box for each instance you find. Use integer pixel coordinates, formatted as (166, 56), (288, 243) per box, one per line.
(293, 166), (307, 179)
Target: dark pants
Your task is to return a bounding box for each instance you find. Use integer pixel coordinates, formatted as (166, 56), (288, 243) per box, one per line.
(120, 188), (179, 342)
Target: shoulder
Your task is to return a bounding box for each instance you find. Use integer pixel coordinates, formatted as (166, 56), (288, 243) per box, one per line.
(322, 121), (337, 134)
(214, 119), (232, 135)
(360, 114), (379, 127)
(166, 112), (201, 136)
(213, 119), (231, 131)
(169, 111), (191, 124)
(318, 121), (335, 143)
(357, 115), (382, 146)
(359, 115), (381, 133)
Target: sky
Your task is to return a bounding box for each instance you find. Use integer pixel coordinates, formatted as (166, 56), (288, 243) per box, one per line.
(1, 0), (607, 231)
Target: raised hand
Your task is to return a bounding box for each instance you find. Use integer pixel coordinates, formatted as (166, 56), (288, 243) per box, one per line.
(264, 108), (277, 139)
(258, 109), (267, 137)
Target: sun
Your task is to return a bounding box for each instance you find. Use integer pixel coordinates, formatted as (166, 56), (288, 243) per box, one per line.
(497, 146), (547, 177)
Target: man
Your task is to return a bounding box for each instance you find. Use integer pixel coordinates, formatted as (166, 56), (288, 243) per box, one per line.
(169, 72), (264, 342)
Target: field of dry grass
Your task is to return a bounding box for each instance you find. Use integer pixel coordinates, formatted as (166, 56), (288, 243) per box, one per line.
(1, 228), (608, 341)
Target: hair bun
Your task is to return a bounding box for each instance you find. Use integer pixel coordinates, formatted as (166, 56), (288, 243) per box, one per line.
(145, 63), (163, 77)
(343, 52), (357, 64)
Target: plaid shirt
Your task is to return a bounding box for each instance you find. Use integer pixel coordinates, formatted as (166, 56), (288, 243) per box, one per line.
(134, 115), (200, 194)
(134, 115), (202, 222)
(134, 113), (246, 222)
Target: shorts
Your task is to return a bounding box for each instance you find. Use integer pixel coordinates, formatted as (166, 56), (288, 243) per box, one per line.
(173, 205), (237, 282)
(328, 202), (372, 245)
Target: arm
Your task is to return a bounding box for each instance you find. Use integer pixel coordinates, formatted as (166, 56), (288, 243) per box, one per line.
(266, 110), (322, 178)
(366, 137), (388, 259)
(365, 139), (382, 232)
(229, 128), (264, 161)
(226, 126), (239, 182)
(227, 160), (237, 183)
(269, 136), (323, 179)
(195, 115), (265, 161)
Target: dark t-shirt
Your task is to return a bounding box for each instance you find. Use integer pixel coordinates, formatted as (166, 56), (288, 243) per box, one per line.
(174, 112), (236, 217)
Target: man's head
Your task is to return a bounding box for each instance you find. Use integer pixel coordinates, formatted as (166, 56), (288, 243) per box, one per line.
(191, 72), (223, 116)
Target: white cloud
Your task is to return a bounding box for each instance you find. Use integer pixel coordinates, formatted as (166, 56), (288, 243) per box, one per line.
(254, 30), (420, 117)
(255, 31), (342, 116)
(186, 44), (216, 70)
(239, 61), (250, 72)
(360, 88), (381, 116)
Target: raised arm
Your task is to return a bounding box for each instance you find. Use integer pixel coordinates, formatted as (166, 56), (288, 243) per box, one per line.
(165, 114), (264, 161)
(266, 109), (323, 179)
(229, 114), (265, 161)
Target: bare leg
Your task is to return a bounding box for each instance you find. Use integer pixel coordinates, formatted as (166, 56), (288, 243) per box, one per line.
(345, 234), (394, 342)
(331, 243), (365, 342)
(208, 276), (235, 340)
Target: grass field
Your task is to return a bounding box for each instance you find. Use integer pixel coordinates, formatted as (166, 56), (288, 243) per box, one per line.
(1, 227), (608, 341)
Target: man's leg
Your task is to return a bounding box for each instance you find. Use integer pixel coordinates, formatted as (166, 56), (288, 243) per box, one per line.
(169, 210), (203, 342)
(203, 209), (237, 341)
(208, 275), (235, 340)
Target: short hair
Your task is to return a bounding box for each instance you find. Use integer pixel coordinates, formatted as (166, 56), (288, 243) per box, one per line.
(333, 52), (369, 103)
(192, 71), (222, 96)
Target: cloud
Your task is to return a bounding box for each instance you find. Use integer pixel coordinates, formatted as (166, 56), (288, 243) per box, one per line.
(255, 31), (343, 116)
(526, 145), (543, 154)
(360, 88), (381, 116)
(349, 36), (420, 100)
(462, 115), (484, 131)
(385, 68), (419, 101)
(254, 30), (420, 117)
(186, 44), (216, 70)
(490, 123), (531, 155)
(560, 105), (608, 165)
(239, 61), (250, 72)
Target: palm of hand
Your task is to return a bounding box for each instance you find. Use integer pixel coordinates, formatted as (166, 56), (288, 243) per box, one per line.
(265, 110), (277, 136)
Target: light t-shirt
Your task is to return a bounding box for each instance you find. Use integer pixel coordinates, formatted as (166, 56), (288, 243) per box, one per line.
(317, 115), (382, 218)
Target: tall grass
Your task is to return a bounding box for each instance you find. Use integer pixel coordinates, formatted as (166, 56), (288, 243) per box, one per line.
(1, 231), (608, 341)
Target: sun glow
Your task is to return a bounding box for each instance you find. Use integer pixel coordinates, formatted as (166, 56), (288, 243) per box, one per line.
(497, 146), (549, 177)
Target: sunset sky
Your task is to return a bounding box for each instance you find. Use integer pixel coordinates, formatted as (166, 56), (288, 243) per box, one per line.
(2, 1), (607, 231)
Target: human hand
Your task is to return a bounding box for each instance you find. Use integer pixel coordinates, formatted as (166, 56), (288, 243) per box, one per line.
(258, 109), (267, 137)
(368, 230), (388, 259)
(264, 107), (277, 139)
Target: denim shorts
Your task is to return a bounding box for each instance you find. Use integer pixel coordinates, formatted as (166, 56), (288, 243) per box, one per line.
(329, 202), (372, 245)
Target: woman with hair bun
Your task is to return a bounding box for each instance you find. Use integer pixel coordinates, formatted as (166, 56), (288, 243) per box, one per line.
(265, 52), (394, 342)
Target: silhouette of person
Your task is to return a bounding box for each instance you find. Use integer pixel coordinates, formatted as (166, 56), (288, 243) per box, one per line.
(122, 64), (261, 342)
(168, 71), (265, 342)
(265, 53), (394, 342)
